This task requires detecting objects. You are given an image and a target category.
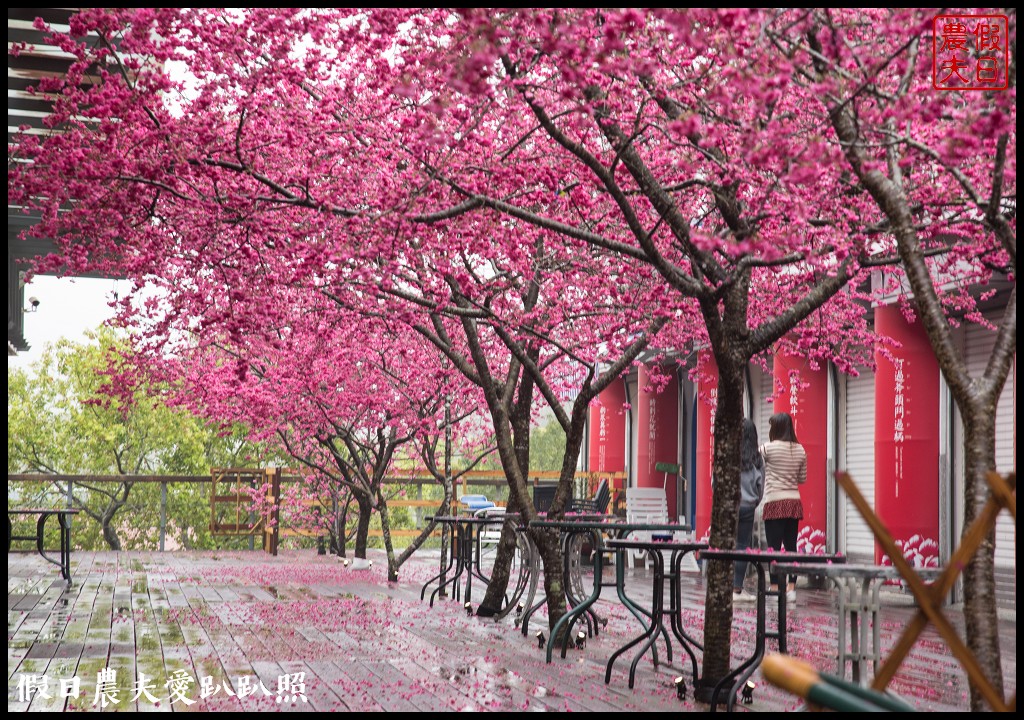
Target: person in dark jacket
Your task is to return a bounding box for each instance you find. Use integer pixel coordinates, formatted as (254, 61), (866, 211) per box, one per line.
(733, 417), (765, 602)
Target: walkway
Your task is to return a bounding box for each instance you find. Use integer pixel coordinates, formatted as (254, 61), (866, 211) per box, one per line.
(7, 550), (1016, 711)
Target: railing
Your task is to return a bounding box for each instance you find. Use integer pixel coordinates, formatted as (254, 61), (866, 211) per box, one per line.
(7, 470), (627, 553)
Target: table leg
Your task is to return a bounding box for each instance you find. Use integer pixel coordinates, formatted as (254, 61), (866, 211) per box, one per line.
(492, 530), (534, 620)
(470, 522), (504, 593)
(520, 528), (552, 634)
(710, 561), (768, 713)
(852, 578), (870, 684)
(421, 525), (459, 601)
(36, 513), (48, 558)
(564, 532), (601, 637)
(774, 580), (788, 654)
(429, 523), (468, 606)
(59, 512), (73, 584)
(852, 579), (863, 683)
(549, 529), (605, 662)
(627, 548), (671, 688)
(605, 548), (660, 685)
(871, 579), (884, 679)
(836, 577), (850, 678)
(463, 523), (475, 603)
(669, 549), (702, 686)
(521, 594), (547, 636)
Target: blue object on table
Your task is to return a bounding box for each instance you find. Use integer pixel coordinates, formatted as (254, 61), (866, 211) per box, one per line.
(458, 494), (495, 512)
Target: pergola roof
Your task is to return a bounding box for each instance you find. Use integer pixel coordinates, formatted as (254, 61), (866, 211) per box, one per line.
(8, 8), (95, 354)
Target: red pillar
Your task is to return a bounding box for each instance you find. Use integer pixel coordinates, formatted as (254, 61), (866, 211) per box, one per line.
(774, 353), (828, 554)
(636, 365), (680, 516)
(695, 352), (718, 542)
(873, 305), (940, 567)
(588, 377), (627, 497)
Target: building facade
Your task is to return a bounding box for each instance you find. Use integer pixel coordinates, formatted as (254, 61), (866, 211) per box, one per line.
(586, 306), (1015, 609)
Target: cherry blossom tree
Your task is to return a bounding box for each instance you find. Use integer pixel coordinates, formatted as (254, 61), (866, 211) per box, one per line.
(343, 11), (1013, 699)
(8, 6), (870, 685)
(152, 288), (493, 582)
(765, 10), (1015, 707)
(334, 9), (881, 693)
(11, 8), (1012, 701)
(381, 225), (676, 620)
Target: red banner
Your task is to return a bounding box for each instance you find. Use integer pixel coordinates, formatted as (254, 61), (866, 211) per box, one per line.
(588, 378), (627, 495)
(636, 365), (679, 518)
(774, 353), (828, 554)
(695, 352), (718, 542)
(873, 306), (940, 567)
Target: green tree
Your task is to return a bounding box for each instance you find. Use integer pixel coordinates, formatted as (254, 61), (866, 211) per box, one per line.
(529, 420), (568, 473)
(8, 329), (270, 550)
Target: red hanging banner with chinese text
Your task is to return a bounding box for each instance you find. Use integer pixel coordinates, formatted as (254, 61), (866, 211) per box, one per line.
(637, 365), (679, 519)
(588, 378), (627, 496)
(873, 306), (940, 567)
(773, 353), (829, 554)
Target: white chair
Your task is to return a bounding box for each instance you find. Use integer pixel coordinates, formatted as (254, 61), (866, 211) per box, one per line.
(674, 515), (700, 573)
(625, 487), (670, 569)
(475, 504), (506, 545)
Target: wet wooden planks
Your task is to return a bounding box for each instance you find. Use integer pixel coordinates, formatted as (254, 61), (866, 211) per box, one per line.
(7, 550), (1014, 713)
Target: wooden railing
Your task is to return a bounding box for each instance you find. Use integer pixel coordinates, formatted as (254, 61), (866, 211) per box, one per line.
(9, 469), (628, 552)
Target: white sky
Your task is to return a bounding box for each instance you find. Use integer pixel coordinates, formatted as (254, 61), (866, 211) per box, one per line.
(8, 275), (131, 372)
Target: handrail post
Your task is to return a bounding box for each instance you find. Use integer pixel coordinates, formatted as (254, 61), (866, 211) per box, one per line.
(415, 482), (423, 531)
(440, 395), (452, 598)
(159, 480), (167, 552)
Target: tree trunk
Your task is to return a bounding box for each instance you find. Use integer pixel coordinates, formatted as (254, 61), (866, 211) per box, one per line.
(530, 526), (569, 635)
(393, 502), (451, 585)
(959, 409), (1005, 709)
(377, 491), (400, 582)
(436, 474), (453, 598)
(476, 491), (522, 616)
(353, 490), (372, 559)
(98, 482), (134, 551)
(696, 358), (746, 699)
(333, 492), (353, 558)
(479, 369), (536, 614)
(551, 407), (589, 515)
(100, 504), (124, 551)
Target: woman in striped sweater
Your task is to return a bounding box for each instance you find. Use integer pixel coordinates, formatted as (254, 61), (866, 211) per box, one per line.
(759, 412), (807, 601)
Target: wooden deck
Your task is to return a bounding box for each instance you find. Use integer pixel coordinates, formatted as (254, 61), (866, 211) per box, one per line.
(7, 550), (1016, 712)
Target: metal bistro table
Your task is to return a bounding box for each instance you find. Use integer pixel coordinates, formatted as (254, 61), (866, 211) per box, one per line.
(420, 514), (531, 611)
(698, 549), (846, 712)
(7, 508), (80, 585)
(772, 562), (943, 686)
(603, 538), (708, 693)
(526, 518), (692, 663)
(516, 514), (617, 645)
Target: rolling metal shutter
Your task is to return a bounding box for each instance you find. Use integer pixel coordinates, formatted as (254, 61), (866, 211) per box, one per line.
(963, 321), (1015, 594)
(749, 364), (773, 443)
(840, 368), (876, 562)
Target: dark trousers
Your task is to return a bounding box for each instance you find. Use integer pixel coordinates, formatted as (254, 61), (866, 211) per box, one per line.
(734, 506), (756, 590)
(764, 517), (799, 588)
